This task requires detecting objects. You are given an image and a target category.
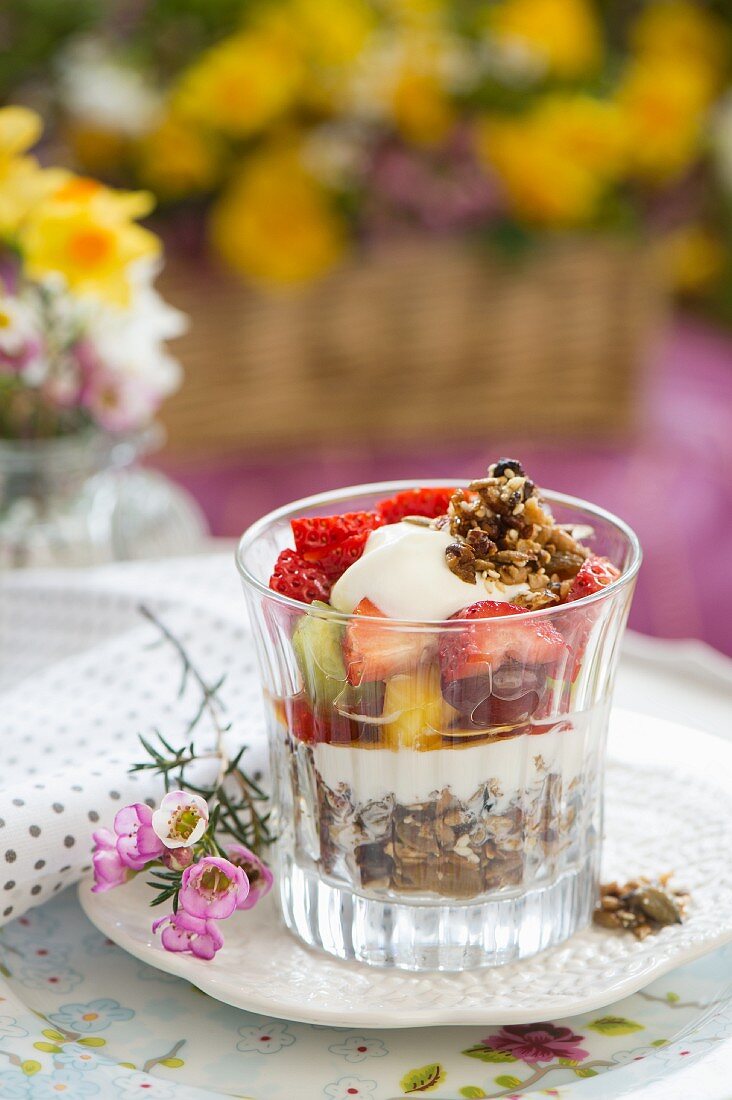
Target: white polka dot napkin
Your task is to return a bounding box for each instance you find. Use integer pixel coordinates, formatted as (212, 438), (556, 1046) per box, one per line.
(0, 555), (267, 926)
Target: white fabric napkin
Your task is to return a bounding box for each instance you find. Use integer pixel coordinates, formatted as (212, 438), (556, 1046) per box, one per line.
(0, 555), (268, 927)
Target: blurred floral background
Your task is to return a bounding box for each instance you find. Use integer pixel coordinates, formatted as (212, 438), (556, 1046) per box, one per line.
(1, 0), (731, 651)
(3, 0), (731, 294)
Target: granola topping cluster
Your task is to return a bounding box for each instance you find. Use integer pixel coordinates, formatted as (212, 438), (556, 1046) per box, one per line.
(439, 458), (591, 609)
(593, 875), (688, 940)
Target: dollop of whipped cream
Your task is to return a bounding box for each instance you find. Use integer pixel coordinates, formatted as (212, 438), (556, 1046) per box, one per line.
(330, 523), (529, 620)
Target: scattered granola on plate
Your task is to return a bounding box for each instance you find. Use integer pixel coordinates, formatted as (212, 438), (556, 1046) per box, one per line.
(593, 874), (689, 940)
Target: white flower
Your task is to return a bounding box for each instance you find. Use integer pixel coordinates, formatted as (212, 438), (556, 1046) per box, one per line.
(0, 292), (40, 356)
(236, 1021), (295, 1054)
(328, 1036), (388, 1063)
(58, 36), (162, 137)
(302, 123), (370, 189)
(84, 260), (186, 405)
(152, 791), (209, 849)
(324, 1077), (377, 1099)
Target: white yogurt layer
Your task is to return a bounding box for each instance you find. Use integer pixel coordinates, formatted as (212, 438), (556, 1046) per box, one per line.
(330, 522), (529, 621)
(314, 720), (591, 808)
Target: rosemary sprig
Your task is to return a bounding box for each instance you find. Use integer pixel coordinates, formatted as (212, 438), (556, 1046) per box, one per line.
(132, 605), (271, 912)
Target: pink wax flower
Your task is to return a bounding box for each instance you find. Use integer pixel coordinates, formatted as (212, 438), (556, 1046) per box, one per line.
(226, 844), (273, 910)
(178, 856), (249, 920)
(152, 908), (225, 960)
(114, 803), (165, 871)
(482, 1023), (589, 1063)
(91, 828), (132, 893)
(152, 790), (209, 850)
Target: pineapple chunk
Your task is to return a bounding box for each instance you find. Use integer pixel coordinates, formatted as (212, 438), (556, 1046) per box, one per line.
(383, 667), (450, 751)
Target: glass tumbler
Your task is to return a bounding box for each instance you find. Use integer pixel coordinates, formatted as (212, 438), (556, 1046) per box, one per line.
(237, 481), (640, 971)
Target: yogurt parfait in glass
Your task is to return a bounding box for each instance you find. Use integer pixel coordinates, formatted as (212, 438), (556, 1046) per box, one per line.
(237, 460), (640, 970)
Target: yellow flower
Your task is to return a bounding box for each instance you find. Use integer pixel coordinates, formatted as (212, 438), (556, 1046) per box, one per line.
(533, 95), (628, 176)
(617, 58), (710, 182)
(137, 112), (223, 199)
(477, 95), (627, 227)
(631, 0), (727, 98)
(388, 0), (445, 19)
(0, 106), (65, 236)
(490, 0), (602, 79)
(20, 179), (159, 305)
(210, 145), (345, 285)
(0, 105), (42, 159)
(173, 28), (302, 138)
(391, 64), (455, 146)
(289, 0), (375, 67)
(663, 224), (726, 293)
(51, 174), (155, 221)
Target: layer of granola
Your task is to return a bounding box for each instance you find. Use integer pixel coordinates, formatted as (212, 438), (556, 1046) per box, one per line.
(313, 761), (589, 900)
(282, 717), (601, 901)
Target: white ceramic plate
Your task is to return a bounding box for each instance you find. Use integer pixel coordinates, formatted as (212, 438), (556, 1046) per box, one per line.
(5, 887), (732, 1100)
(80, 710), (732, 1029)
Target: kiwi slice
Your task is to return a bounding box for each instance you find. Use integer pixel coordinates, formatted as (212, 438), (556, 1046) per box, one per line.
(292, 603), (348, 709)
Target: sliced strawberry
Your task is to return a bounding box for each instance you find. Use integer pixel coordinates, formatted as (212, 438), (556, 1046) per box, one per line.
(284, 693), (317, 743)
(562, 556), (621, 681)
(567, 556), (621, 602)
(439, 602), (567, 728)
(315, 529), (373, 580)
(343, 598), (434, 686)
(292, 512), (381, 562)
(269, 548), (331, 604)
(284, 692), (358, 745)
(376, 487), (454, 524)
(440, 602), (567, 683)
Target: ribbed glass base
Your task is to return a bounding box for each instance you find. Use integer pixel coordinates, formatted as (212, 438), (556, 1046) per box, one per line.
(278, 852), (598, 971)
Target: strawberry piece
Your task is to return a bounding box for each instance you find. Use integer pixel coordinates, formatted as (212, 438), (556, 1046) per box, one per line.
(376, 487), (454, 524)
(315, 530), (373, 580)
(440, 601), (567, 681)
(567, 556), (621, 602)
(292, 512), (381, 562)
(343, 598), (434, 686)
(439, 602), (566, 728)
(284, 694), (317, 743)
(291, 511), (382, 581)
(269, 548), (331, 604)
(562, 556), (622, 682)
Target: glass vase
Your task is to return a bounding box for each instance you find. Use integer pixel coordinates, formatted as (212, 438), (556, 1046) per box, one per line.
(0, 427), (206, 569)
(237, 482), (640, 971)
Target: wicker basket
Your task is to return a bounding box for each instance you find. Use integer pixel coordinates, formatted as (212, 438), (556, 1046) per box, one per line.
(158, 235), (665, 453)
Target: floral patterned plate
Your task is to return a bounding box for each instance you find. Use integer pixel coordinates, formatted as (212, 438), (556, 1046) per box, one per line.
(78, 713), (732, 1029)
(0, 888), (731, 1099)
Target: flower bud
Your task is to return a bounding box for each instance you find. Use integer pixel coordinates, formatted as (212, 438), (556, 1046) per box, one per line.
(163, 846), (194, 871)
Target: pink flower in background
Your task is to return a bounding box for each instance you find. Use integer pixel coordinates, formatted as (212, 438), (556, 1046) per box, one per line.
(113, 803), (165, 871)
(91, 828), (132, 893)
(366, 129), (502, 236)
(226, 843), (273, 910)
(152, 790), (209, 849)
(152, 909), (225, 960)
(482, 1023), (589, 1063)
(178, 856), (249, 920)
(81, 366), (159, 433)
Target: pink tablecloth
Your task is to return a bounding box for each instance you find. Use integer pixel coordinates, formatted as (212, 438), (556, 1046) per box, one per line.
(153, 319), (732, 656)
